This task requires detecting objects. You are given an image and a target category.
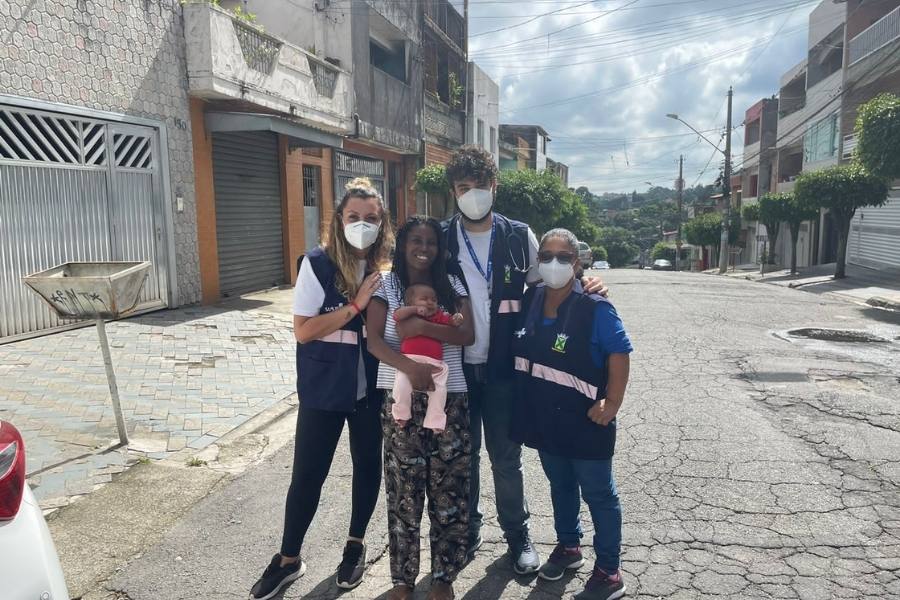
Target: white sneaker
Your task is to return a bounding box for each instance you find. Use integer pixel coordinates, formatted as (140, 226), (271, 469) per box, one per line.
(513, 538), (541, 575)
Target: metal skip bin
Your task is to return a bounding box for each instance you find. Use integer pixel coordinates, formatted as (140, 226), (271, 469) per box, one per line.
(22, 262), (152, 446)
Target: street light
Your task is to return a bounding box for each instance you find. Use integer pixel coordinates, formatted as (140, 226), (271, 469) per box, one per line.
(665, 87), (733, 274)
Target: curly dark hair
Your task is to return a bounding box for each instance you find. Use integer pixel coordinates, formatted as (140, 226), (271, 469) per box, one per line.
(445, 145), (498, 188)
(393, 216), (459, 312)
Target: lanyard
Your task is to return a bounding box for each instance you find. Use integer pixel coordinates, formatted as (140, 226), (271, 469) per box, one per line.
(460, 218), (495, 284)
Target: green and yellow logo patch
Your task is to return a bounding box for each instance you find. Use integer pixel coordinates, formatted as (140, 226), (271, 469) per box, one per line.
(553, 333), (569, 353)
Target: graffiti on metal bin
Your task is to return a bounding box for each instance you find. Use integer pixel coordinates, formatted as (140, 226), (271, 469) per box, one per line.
(49, 289), (109, 314)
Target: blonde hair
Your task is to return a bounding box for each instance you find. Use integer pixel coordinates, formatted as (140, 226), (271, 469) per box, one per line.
(324, 177), (394, 299)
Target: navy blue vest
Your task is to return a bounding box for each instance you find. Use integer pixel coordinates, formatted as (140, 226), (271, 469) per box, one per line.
(509, 284), (616, 460)
(444, 212), (531, 382)
(295, 247), (380, 413)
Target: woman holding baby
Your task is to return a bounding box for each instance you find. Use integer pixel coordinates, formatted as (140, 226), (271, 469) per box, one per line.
(367, 215), (476, 600)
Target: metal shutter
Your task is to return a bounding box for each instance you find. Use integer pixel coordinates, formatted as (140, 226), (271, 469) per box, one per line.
(848, 190), (900, 269)
(212, 131), (285, 297)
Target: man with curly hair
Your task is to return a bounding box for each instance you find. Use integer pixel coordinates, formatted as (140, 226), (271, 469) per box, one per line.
(397, 146), (605, 576)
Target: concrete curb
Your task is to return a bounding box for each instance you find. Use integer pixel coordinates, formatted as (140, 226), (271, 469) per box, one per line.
(866, 296), (900, 311)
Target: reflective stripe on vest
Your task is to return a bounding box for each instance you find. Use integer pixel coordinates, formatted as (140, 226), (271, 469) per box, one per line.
(499, 299), (521, 314)
(515, 357), (598, 402)
(318, 330), (359, 345)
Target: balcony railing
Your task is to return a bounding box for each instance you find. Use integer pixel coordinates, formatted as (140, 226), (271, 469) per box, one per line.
(183, 2), (352, 132)
(425, 92), (465, 145)
(849, 5), (900, 65)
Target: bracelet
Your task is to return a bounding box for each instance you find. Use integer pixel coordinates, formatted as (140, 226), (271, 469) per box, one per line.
(350, 301), (362, 315)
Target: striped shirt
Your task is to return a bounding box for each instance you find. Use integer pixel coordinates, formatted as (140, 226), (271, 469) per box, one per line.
(374, 272), (469, 393)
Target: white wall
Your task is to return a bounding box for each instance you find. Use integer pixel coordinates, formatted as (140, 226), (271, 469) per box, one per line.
(467, 62), (500, 165)
(222, 0), (353, 68)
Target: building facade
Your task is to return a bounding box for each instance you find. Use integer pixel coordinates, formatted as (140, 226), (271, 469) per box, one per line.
(740, 97), (779, 265)
(499, 124), (550, 172)
(841, 0), (900, 270)
(1, 0), (197, 341)
(467, 61), (499, 166)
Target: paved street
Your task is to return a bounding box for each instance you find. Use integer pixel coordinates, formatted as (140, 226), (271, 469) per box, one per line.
(73, 270), (900, 600)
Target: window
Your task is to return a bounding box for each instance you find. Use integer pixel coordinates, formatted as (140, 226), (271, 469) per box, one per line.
(477, 119), (484, 148)
(804, 113), (838, 163)
(490, 126), (497, 153)
(303, 166), (320, 208)
(370, 39), (406, 83)
(540, 135), (546, 155)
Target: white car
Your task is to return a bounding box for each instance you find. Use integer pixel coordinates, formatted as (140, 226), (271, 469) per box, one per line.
(0, 420), (70, 600)
(592, 260), (610, 270)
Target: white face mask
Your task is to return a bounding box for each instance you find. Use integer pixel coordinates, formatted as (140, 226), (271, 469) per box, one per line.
(456, 188), (494, 221)
(538, 258), (574, 289)
(343, 220), (380, 250)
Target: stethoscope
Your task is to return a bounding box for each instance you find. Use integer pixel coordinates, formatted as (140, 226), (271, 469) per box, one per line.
(504, 230), (530, 275)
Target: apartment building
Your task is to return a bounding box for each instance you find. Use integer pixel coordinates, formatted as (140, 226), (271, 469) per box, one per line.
(740, 97), (779, 264)
(467, 62), (500, 166)
(841, 0), (900, 269)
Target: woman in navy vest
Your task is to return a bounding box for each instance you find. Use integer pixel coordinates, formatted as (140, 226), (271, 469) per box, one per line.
(510, 228), (633, 600)
(367, 216), (475, 600)
(250, 178), (393, 600)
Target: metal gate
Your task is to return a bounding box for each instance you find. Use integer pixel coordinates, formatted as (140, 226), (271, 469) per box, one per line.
(212, 131), (284, 297)
(849, 190), (900, 269)
(0, 103), (169, 341)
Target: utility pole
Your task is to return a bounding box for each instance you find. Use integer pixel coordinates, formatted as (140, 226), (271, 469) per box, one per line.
(676, 154), (683, 272)
(718, 87), (733, 274)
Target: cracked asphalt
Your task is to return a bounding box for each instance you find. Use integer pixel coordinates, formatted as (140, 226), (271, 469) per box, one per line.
(92, 270), (900, 599)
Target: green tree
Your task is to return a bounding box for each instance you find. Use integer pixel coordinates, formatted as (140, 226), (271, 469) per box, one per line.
(741, 203), (760, 222)
(794, 164), (889, 278)
(854, 93), (900, 181)
(592, 246), (608, 261)
(414, 164), (448, 195)
(596, 227), (638, 268)
(757, 193), (790, 265)
(683, 212), (738, 265)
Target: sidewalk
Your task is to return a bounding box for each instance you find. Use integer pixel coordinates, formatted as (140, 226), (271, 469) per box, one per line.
(713, 262), (900, 309)
(0, 287), (298, 509)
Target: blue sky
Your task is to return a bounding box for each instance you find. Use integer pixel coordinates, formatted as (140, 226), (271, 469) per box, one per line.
(467, 0), (820, 194)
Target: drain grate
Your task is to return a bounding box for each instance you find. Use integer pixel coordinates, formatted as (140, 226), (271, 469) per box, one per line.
(787, 328), (891, 343)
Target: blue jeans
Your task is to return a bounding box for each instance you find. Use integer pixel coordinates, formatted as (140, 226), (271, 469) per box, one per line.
(465, 366), (530, 549)
(538, 451), (622, 572)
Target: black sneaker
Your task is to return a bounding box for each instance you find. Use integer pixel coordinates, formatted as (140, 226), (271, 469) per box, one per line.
(573, 567), (626, 600)
(249, 554), (305, 600)
(336, 540), (367, 589)
(538, 543), (584, 581)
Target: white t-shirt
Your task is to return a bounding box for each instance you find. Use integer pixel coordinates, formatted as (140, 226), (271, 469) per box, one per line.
(293, 256), (368, 400)
(373, 272), (469, 393)
(456, 220), (540, 364)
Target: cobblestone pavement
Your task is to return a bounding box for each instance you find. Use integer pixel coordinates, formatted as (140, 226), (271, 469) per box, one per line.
(96, 270), (900, 599)
(0, 290), (296, 506)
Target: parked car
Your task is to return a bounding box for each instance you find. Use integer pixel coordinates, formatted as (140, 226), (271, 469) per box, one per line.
(0, 420), (70, 600)
(576, 241), (593, 270)
(651, 259), (673, 271)
(592, 260), (610, 270)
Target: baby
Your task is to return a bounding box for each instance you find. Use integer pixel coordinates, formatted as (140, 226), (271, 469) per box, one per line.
(392, 283), (464, 431)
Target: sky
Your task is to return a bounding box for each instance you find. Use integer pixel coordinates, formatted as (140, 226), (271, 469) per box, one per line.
(466, 0), (821, 194)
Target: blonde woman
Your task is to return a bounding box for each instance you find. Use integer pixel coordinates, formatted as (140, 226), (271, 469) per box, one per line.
(250, 178), (394, 600)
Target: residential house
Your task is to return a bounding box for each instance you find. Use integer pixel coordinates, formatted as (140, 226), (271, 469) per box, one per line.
(421, 0), (469, 219)
(773, 0), (847, 269)
(841, 0), (900, 270)
(467, 62), (499, 166)
(1, 1), (197, 341)
(546, 157), (570, 187)
(186, 0), (428, 302)
(499, 124), (550, 171)
(740, 97), (779, 264)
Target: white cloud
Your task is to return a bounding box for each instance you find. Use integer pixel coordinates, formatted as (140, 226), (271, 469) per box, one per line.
(469, 0), (817, 193)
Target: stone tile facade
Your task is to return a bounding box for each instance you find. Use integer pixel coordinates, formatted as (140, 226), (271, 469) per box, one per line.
(0, 0), (200, 304)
